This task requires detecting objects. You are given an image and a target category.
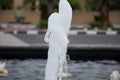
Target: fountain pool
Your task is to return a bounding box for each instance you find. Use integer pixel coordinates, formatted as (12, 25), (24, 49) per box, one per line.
(0, 59), (120, 80)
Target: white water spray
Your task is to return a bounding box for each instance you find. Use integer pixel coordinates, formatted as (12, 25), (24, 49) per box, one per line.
(44, 0), (72, 80)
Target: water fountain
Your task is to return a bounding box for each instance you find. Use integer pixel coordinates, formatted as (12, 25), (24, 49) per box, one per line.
(0, 62), (8, 76)
(110, 70), (120, 80)
(44, 0), (72, 80)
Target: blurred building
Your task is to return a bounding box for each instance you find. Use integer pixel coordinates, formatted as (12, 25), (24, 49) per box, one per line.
(0, 0), (120, 24)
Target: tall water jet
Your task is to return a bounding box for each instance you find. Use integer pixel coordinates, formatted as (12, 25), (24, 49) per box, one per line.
(44, 0), (72, 80)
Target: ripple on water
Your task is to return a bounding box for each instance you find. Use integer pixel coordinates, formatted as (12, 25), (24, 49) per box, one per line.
(0, 59), (120, 80)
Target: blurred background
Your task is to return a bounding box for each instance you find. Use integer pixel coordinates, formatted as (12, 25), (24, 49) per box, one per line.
(0, 0), (120, 80)
(0, 0), (120, 30)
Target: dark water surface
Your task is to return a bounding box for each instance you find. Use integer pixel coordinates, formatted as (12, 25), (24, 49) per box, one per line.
(0, 59), (120, 80)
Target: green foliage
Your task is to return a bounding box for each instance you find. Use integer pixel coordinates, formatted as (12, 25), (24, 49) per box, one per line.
(0, 0), (13, 9)
(16, 16), (25, 23)
(94, 15), (101, 22)
(109, 0), (120, 10)
(85, 0), (101, 11)
(68, 0), (82, 11)
(39, 2), (48, 20)
(38, 20), (47, 29)
(90, 15), (112, 29)
(24, 0), (36, 11)
(53, 1), (58, 10)
(112, 27), (120, 31)
(24, 0), (34, 5)
(90, 15), (101, 28)
(31, 0), (35, 11)
(31, 5), (36, 11)
(85, 0), (120, 11)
